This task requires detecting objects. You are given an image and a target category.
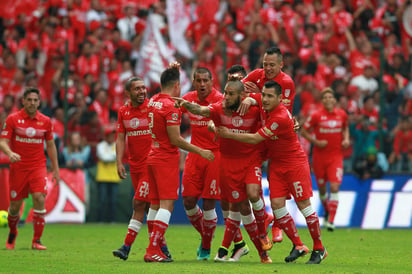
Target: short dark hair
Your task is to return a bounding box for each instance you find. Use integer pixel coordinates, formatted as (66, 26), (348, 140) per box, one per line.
(265, 47), (282, 56)
(193, 67), (212, 79)
(227, 65), (247, 78)
(125, 77), (143, 91)
(23, 87), (40, 98)
(160, 67), (180, 89)
(264, 81), (282, 95)
(225, 80), (244, 94)
(265, 47), (283, 62)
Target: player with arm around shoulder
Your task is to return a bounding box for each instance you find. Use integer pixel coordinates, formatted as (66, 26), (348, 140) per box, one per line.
(143, 63), (214, 263)
(217, 81), (327, 264)
(0, 87), (60, 250)
(112, 77), (175, 260)
(300, 87), (350, 232)
(175, 79), (273, 264)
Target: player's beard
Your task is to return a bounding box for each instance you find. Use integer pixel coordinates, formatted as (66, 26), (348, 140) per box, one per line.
(228, 97), (240, 112)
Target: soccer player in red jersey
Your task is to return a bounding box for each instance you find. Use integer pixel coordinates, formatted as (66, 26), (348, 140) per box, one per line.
(143, 63), (215, 263)
(243, 47), (296, 242)
(0, 87), (60, 250)
(217, 81), (327, 264)
(242, 47), (295, 114)
(113, 77), (172, 260)
(301, 88), (350, 232)
(174, 79), (273, 264)
(179, 68), (223, 260)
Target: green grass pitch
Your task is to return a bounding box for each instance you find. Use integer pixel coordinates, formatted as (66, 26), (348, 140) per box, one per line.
(1, 224), (411, 273)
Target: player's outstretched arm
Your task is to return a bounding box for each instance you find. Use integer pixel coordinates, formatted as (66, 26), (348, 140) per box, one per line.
(217, 126), (265, 145)
(0, 138), (21, 163)
(167, 125), (214, 161)
(172, 97), (211, 117)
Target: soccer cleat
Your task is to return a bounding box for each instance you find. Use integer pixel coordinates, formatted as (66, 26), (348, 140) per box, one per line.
(161, 245), (172, 259)
(272, 226), (283, 243)
(197, 247), (211, 260)
(32, 239), (47, 250)
(144, 248), (173, 263)
(306, 248), (328, 264)
(325, 221), (335, 232)
(284, 244), (309, 263)
(229, 241), (249, 262)
(112, 245), (130, 260)
(6, 231), (18, 250)
(260, 251), (272, 264)
(265, 213), (274, 232)
(214, 247), (228, 262)
(259, 235), (273, 251)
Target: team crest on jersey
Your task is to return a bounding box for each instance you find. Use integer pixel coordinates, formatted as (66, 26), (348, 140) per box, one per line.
(10, 190), (17, 199)
(172, 113), (179, 121)
(270, 122), (279, 130)
(232, 116), (243, 127)
(328, 120), (337, 128)
(285, 89), (290, 97)
(130, 118), (140, 129)
(26, 127), (36, 137)
(232, 191), (239, 199)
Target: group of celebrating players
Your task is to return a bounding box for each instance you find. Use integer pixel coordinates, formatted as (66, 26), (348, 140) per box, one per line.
(2, 46), (350, 265)
(111, 46), (348, 264)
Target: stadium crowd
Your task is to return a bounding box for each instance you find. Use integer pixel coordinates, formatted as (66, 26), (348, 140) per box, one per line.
(0, 0), (412, 172)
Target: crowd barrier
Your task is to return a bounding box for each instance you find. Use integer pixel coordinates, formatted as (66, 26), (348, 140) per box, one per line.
(0, 167), (410, 228)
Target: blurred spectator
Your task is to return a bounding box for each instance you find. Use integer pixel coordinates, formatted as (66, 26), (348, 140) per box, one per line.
(349, 63), (379, 101)
(80, 111), (103, 164)
(388, 117), (412, 172)
(353, 146), (387, 180)
(116, 4), (138, 41)
(350, 115), (380, 160)
(95, 126), (120, 223)
(0, 94), (19, 117)
(86, 0), (107, 25)
(62, 132), (91, 170)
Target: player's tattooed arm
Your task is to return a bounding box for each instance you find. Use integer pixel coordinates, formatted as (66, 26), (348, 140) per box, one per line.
(172, 97), (211, 117)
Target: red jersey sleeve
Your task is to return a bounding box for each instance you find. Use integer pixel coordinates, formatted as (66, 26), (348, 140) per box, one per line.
(303, 111), (319, 132)
(45, 118), (54, 141)
(281, 77), (295, 113)
(1, 115), (14, 140)
(165, 108), (181, 126)
(116, 106), (126, 134)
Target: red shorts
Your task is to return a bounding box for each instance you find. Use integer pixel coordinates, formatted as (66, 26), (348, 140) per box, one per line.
(268, 163), (313, 202)
(130, 168), (151, 203)
(9, 166), (48, 201)
(220, 155), (261, 204)
(312, 154), (343, 186)
(148, 164), (180, 200)
(182, 151), (220, 200)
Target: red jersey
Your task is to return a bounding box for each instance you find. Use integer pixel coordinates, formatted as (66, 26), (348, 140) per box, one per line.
(117, 100), (152, 170)
(147, 93), (181, 165)
(208, 102), (261, 158)
(182, 88), (223, 150)
(1, 109), (54, 171)
(243, 69), (295, 113)
(303, 107), (348, 156)
(257, 104), (307, 167)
